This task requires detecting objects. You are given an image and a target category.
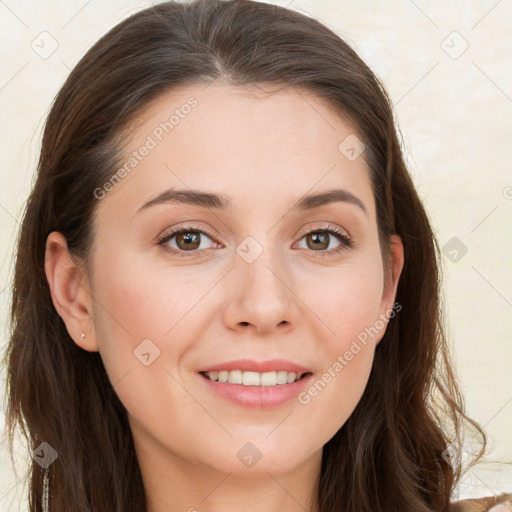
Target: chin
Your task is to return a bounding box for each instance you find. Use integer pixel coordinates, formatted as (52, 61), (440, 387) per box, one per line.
(198, 440), (313, 476)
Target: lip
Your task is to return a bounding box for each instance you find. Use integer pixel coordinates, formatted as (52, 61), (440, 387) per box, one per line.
(199, 371), (314, 408)
(197, 358), (312, 374)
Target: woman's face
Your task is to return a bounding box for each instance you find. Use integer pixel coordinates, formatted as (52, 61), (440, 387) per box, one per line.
(52, 81), (403, 482)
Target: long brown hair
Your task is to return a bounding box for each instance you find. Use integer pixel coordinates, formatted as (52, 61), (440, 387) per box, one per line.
(3, 1), (486, 510)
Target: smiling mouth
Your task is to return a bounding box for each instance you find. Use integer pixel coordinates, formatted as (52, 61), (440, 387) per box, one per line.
(200, 370), (312, 387)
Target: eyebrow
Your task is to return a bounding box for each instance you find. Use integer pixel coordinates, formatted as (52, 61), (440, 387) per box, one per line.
(136, 188), (367, 215)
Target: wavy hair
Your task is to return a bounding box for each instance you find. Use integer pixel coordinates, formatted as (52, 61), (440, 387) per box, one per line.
(3, 1), (486, 510)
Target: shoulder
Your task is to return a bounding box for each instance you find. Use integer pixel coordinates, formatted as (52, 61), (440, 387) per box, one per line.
(450, 492), (512, 512)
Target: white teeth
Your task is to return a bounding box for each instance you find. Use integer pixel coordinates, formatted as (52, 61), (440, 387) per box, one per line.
(287, 372), (297, 384)
(276, 371), (289, 384)
(261, 372), (276, 386)
(243, 371), (260, 386)
(204, 370), (305, 386)
(228, 370), (242, 384)
(208, 371), (219, 381)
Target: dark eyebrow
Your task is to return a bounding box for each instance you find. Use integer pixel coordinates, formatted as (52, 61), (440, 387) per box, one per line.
(136, 188), (367, 215)
(136, 189), (232, 214)
(291, 189), (367, 215)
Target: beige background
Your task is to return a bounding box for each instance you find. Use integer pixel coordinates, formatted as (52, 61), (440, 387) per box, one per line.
(0, 0), (511, 509)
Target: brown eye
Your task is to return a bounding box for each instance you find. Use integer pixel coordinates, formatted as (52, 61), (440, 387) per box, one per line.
(175, 231), (202, 250)
(295, 226), (353, 256)
(159, 228), (217, 255)
(305, 232), (330, 250)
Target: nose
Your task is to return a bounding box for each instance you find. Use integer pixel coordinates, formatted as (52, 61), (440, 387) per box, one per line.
(221, 242), (300, 335)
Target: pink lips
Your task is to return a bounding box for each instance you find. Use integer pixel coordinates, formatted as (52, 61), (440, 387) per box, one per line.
(198, 358), (312, 374)
(198, 358), (314, 408)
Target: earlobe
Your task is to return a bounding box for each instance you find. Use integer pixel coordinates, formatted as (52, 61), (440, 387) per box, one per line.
(44, 231), (99, 352)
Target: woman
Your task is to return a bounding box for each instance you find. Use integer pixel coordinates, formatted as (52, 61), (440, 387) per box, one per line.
(3, 0), (509, 510)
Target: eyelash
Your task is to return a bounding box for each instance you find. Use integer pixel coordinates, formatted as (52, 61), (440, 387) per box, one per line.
(157, 224), (353, 258)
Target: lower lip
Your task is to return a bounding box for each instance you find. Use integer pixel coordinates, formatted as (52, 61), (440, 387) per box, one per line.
(199, 372), (314, 408)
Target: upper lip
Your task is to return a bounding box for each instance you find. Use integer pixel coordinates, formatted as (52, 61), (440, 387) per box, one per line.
(198, 359), (312, 375)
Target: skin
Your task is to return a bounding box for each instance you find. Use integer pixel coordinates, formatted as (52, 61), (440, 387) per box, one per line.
(45, 80), (404, 512)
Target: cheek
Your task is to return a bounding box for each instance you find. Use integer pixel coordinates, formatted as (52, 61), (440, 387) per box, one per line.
(299, 253), (385, 343)
(296, 287), (380, 444)
(295, 340), (375, 455)
(292, 253), (384, 430)
(89, 248), (222, 393)
(88, 248), (178, 381)
(91, 244), (203, 341)
(89, 258), (201, 437)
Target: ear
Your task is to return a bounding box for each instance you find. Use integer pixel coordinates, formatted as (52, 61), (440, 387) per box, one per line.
(377, 234), (404, 336)
(381, 234), (404, 306)
(44, 231), (99, 352)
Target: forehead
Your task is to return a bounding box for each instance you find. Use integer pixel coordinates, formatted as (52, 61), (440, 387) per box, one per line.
(95, 81), (374, 219)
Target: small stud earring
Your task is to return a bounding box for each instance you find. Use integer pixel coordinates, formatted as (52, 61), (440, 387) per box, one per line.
(81, 332), (86, 339)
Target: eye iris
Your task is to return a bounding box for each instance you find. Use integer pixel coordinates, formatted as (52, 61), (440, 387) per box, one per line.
(168, 229), (341, 253)
(177, 231), (201, 250)
(307, 232), (329, 250)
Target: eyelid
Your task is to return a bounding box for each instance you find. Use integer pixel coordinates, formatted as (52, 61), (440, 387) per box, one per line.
(297, 222), (351, 239)
(294, 223), (354, 255)
(157, 221), (353, 256)
(157, 222), (220, 244)
(157, 222), (351, 242)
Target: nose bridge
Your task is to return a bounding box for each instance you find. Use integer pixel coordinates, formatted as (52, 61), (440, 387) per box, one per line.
(239, 235), (285, 292)
(223, 231), (299, 332)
